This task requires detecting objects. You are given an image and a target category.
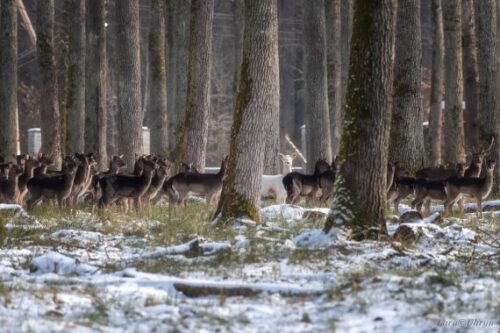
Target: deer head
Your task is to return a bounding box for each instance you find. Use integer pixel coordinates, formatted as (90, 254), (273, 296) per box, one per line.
(279, 153), (297, 174)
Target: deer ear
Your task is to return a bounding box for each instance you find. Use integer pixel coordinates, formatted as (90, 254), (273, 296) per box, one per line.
(291, 153), (297, 158)
(119, 154), (124, 159)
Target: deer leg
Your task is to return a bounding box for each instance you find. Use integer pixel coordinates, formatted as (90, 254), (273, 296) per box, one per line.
(477, 198), (482, 217)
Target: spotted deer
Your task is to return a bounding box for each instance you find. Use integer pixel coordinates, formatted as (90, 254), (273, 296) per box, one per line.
(444, 160), (496, 216)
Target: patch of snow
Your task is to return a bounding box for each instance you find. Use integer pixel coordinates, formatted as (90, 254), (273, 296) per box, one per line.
(292, 228), (338, 248)
(30, 251), (99, 276)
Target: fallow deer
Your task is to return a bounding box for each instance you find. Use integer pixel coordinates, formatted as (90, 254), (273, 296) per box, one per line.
(143, 158), (170, 203)
(98, 158), (158, 210)
(318, 158), (338, 202)
(167, 156), (227, 206)
(411, 163), (466, 214)
(444, 160), (496, 216)
(282, 159), (332, 204)
(0, 163), (24, 203)
(17, 156), (42, 204)
(68, 153), (97, 206)
(26, 158), (79, 209)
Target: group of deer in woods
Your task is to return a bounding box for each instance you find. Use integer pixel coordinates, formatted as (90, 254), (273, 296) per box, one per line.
(0, 135), (496, 217)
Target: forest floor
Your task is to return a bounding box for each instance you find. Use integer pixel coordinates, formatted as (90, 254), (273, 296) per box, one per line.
(0, 199), (498, 333)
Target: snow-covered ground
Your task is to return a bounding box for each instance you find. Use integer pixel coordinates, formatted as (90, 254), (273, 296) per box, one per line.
(0, 202), (498, 332)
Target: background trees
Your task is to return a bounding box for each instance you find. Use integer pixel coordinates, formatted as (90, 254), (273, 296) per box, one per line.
(303, 0), (332, 171)
(115, 0), (142, 170)
(37, 0), (62, 169)
(176, 0), (214, 171)
(325, 0), (395, 238)
(442, 0), (466, 166)
(389, 0), (425, 172)
(218, 0), (280, 222)
(0, 0), (19, 159)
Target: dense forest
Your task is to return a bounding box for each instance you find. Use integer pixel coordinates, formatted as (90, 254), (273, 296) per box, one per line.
(0, 1), (498, 331)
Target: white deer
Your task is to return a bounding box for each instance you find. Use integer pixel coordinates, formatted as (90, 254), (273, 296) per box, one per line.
(261, 153), (297, 203)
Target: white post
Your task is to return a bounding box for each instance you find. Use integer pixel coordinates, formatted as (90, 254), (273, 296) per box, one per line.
(27, 128), (41, 155)
(142, 126), (150, 155)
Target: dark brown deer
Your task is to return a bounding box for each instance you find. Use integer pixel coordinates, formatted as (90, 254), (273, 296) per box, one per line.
(282, 159), (332, 204)
(68, 153), (97, 206)
(142, 157), (170, 203)
(26, 158), (79, 209)
(464, 138), (494, 177)
(17, 156), (42, 204)
(444, 160), (496, 216)
(166, 156), (227, 206)
(411, 163), (466, 214)
(98, 158), (158, 210)
(0, 162), (11, 180)
(0, 163), (24, 203)
(387, 176), (416, 212)
(33, 154), (54, 177)
(318, 159), (337, 202)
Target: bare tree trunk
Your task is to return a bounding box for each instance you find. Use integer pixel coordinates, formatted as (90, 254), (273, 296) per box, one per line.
(218, 0), (280, 223)
(304, 0), (332, 172)
(149, 0), (169, 158)
(66, 0), (86, 154)
(325, 0), (395, 239)
(428, 0), (444, 166)
(37, 0), (62, 169)
(0, 0), (19, 159)
(175, 0), (214, 171)
(442, 0), (466, 166)
(171, 0), (191, 155)
(325, 0), (342, 157)
(233, 0), (244, 94)
(340, 0), (353, 109)
(85, 0), (107, 169)
(462, 0), (479, 152)
(477, 0), (498, 180)
(115, 0), (142, 170)
(389, 0), (425, 172)
(166, 0), (177, 152)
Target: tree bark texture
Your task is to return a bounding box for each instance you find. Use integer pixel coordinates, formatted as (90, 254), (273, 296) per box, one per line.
(85, 0), (107, 169)
(442, 0), (466, 166)
(37, 0), (62, 169)
(325, 0), (395, 238)
(461, 0), (479, 152)
(428, 0), (444, 166)
(149, 0), (169, 158)
(166, 0), (177, 152)
(220, 0), (280, 222)
(175, 0), (214, 171)
(326, 0), (342, 157)
(0, 0), (19, 159)
(171, 0), (191, 155)
(233, 0), (244, 95)
(304, 0), (332, 172)
(340, 0), (352, 110)
(66, 0), (86, 154)
(115, 0), (142, 170)
(389, 0), (425, 172)
(477, 0), (498, 180)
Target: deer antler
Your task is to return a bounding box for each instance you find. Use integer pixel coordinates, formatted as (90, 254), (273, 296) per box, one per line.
(483, 136), (495, 153)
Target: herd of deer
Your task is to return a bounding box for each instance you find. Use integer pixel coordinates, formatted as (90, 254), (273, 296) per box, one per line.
(0, 139), (496, 216)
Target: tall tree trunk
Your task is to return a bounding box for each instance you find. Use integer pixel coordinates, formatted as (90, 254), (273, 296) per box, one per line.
(66, 0), (86, 154)
(304, 0), (332, 172)
(149, 0), (168, 158)
(389, 0), (425, 172)
(115, 0), (142, 170)
(428, 0), (444, 166)
(171, 0), (191, 155)
(37, 0), (62, 169)
(442, 0), (466, 166)
(166, 0), (177, 152)
(0, 0), (19, 159)
(340, 0), (353, 109)
(325, 0), (395, 239)
(233, 0), (244, 94)
(462, 0), (479, 152)
(85, 0), (107, 169)
(175, 0), (214, 171)
(325, 0), (342, 156)
(218, 0), (280, 223)
(477, 0), (498, 180)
